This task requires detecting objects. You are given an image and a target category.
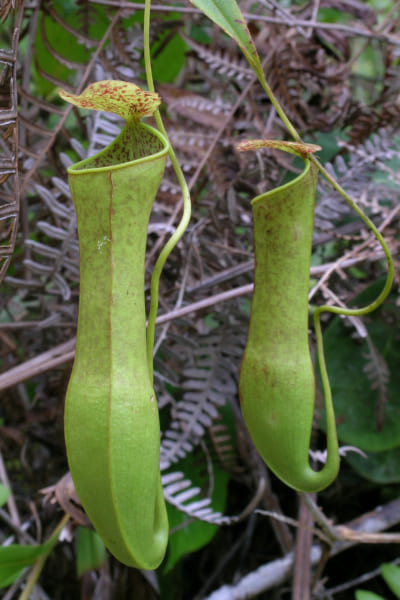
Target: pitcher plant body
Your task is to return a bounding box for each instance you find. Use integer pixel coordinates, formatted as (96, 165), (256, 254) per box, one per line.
(238, 142), (340, 492)
(60, 82), (169, 569)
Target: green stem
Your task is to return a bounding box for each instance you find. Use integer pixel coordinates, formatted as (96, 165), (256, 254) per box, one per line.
(19, 514), (70, 600)
(143, 0), (192, 380)
(258, 74), (301, 143)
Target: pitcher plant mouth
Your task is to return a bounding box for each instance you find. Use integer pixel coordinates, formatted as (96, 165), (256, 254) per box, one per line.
(68, 121), (170, 174)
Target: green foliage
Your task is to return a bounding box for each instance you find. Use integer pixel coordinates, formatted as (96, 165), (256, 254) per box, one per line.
(311, 131), (346, 163)
(150, 19), (188, 83)
(33, 2), (109, 98)
(348, 446), (400, 485)
(0, 484), (10, 507)
(323, 280), (400, 459)
(76, 528), (106, 577)
(0, 542), (50, 588)
(355, 592), (387, 600)
(356, 563), (400, 600)
(381, 563), (400, 597)
(190, 0), (264, 79)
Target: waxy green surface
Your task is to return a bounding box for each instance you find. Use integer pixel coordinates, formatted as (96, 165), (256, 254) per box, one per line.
(239, 156), (340, 492)
(61, 82), (170, 569)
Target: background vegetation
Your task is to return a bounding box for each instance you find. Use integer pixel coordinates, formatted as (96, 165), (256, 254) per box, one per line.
(0, 0), (400, 598)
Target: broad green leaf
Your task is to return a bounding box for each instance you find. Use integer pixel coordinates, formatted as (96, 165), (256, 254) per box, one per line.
(322, 279), (400, 453)
(355, 591), (387, 600)
(381, 563), (400, 599)
(76, 527), (106, 577)
(190, 0), (262, 78)
(0, 484), (10, 507)
(150, 24), (188, 84)
(312, 130), (345, 163)
(0, 543), (50, 589)
(345, 444), (400, 484)
(33, 2), (108, 99)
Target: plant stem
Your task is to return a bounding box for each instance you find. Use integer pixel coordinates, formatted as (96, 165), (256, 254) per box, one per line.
(143, 0), (192, 379)
(19, 513), (70, 600)
(258, 74), (301, 143)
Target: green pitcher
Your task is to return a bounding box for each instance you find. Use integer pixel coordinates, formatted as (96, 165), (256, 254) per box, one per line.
(61, 82), (170, 569)
(238, 142), (340, 493)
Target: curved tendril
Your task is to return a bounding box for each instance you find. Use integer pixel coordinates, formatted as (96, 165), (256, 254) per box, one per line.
(310, 159), (394, 437)
(143, 0), (192, 380)
(312, 156), (394, 321)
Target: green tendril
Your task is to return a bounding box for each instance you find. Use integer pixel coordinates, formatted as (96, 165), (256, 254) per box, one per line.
(143, 0), (192, 380)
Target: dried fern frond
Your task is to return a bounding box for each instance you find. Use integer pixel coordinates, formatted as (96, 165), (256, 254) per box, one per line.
(160, 83), (233, 130)
(0, 0), (23, 23)
(160, 328), (240, 471)
(208, 417), (237, 472)
(162, 470), (226, 524)
(182, 34), (253, 82)
(0, 1), (22, 283)
(315, 128), (400, 233)
(6, 179), (78, 301)
(363, 336), (390, 433)
(86, 110), (123, 157)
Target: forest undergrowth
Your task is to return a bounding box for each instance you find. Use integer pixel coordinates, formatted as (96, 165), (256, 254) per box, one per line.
(0, 0), (400, 598)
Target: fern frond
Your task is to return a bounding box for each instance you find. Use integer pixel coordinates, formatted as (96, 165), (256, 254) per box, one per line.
(0, 0), (21, 283)
(208, 418), (237, 471)
(166, 126), (231, 155)
(35, 182), (72, 219)
(182, 35), (253, 81)
(160, 84), (232, 129)
(315, 128), (400, 233)
(1, 0), (22, 22)
(160, 331), (238, 470)
(159, 322), (245, 473)
(5, 177), (78, 301)
(161, 470), (237, 525)
(109, 23), (143, 71)
(87, 111), (123, 157)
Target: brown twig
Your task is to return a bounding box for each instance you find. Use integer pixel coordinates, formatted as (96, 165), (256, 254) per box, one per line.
(292, 495), (315, 600)
(88, 1), (400, 45)
(0, 249), (389, 393)
(203, 496), (400, 599)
